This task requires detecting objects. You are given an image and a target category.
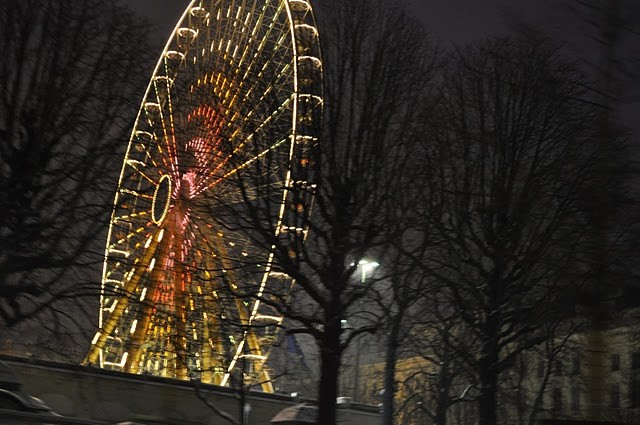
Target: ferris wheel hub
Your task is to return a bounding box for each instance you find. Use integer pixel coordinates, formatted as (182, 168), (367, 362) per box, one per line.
(152, 174), (172, 224)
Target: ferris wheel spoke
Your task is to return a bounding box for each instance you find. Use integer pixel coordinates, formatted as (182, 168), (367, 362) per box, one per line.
(195, 130), (289, 196)
(210, 0), (274, 83)
(234, 89), (294, 139)
(188, 219), (262, 367)
(193, 112), (292, 197)
(86, 224), (166, 365)
(203, 0), (289, 127)
(192, 123), (291, 199)
(153, 76), (181, 177)
(139, 104), (176, 175)
(123, 159), (158, 187)
(188, 209), (249, 259)
(121, 231), (180, 373)
(230, 49), (294, 136)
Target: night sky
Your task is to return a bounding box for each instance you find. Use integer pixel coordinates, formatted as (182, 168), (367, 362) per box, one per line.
(122, 1), (639, 130)
(124, 0), (547, 45)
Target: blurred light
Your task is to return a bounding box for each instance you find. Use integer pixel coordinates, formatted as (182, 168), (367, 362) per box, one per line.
(357, 259), (379, 282)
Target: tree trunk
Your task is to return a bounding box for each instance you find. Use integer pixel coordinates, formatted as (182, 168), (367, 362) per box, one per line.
(382, 319), (401, 425)
(478, 378), (497, 425)
(317, 313), (342, 425)
(478, 349), (499, 425)
(433, 361), (450, 425)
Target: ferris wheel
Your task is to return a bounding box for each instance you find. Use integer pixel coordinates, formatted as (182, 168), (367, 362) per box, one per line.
(83, 0), (322, 392)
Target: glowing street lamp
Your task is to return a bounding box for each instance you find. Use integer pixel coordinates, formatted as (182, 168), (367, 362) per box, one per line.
(358, 259), (379, 283)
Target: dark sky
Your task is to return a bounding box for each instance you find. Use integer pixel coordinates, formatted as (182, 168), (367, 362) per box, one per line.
(124, 0), (546, 45)
(123, 0), (639, 128)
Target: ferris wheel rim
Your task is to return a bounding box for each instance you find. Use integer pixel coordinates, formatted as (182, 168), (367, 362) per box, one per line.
(89, 0), (323, 391)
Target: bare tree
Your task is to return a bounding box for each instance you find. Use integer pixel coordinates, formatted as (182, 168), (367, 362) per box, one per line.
(373, 242), (439, 425)
(510, 2), (640, 418)
(412, 35), (617, 425)
(0, 0), (152, 329)
(396, 309), (476, 425)
(354, 30), (442, 425)
(205, 0), (437, 423)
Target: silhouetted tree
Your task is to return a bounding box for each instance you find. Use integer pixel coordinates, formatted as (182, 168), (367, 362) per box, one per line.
(373, 234), (440, 425)
(0, 0), (151, 327)
(520, 3), (640, 416)
(396, 308), (476, 425)
(357, 29), (442, 425)
(209, 0), (438, 423)
(413, 35), (619, 425)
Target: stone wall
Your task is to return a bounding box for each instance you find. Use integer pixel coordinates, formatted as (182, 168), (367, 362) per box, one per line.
(0, 355), (379, 425)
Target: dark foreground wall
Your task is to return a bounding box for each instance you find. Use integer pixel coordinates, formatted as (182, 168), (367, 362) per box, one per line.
(0, 355), (379, 425)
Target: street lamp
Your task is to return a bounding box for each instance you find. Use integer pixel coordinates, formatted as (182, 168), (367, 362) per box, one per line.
(357, 259), (379, 283)
(346, 259), (379, 403)
(243, 403), (251, 425)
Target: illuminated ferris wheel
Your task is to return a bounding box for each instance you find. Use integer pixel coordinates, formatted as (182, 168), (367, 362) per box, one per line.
(83, 0), (322, 392)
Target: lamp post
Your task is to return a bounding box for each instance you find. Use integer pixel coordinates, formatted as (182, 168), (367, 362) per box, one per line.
(243, 403), (251, 425)
(351, 259), (379, 401)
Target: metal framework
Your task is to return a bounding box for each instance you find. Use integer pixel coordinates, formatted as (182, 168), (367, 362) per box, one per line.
(83, 0), (322, 393)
